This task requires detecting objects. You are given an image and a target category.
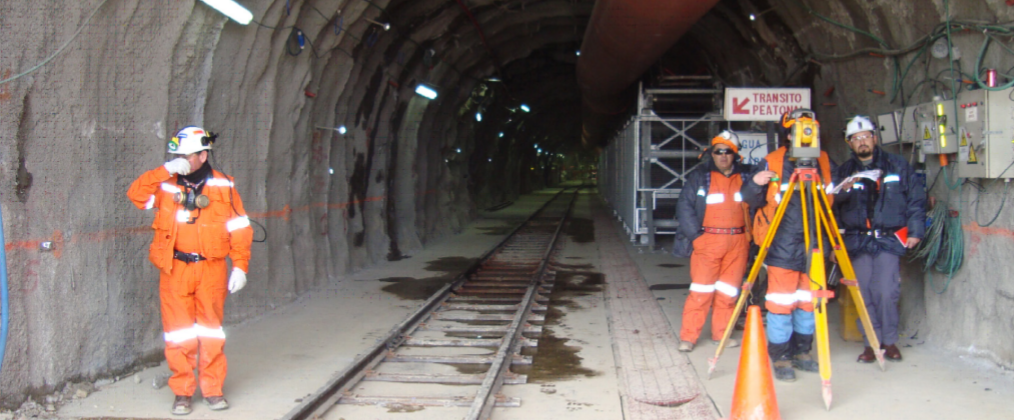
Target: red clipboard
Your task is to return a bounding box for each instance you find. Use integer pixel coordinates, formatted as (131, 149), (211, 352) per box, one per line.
(894, 227), (908, 246)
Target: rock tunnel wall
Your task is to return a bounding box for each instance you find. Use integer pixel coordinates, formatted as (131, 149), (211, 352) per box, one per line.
(0, 0), (532, 406)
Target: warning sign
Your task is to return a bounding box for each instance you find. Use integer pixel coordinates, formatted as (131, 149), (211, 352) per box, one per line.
(723, 88), (812, 121)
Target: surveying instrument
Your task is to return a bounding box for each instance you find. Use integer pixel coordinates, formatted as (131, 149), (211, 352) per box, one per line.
(707, 109), (886, 410)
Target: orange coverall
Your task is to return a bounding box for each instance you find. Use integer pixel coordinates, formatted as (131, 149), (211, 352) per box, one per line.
(680, 172), (749, 343)
(127, 165), (253, 397)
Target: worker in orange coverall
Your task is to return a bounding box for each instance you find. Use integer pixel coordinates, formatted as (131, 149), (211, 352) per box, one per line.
(675, 131), (753, 352)
(127, 126), (253, 416)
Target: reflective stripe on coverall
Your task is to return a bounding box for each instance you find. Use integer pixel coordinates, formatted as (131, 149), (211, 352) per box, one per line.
(680, 172), (749, 343)
(127, 165), (253, 397)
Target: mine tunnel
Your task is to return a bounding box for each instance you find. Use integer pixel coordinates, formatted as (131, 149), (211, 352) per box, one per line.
(1, 0), (1014, 418)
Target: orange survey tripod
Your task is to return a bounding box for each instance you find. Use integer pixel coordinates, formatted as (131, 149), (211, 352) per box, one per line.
(707, 161), (886, 410)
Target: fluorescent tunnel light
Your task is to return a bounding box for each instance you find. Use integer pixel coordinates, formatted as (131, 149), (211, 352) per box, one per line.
(415, 84), (438, 100)
(338, 125), (347, 135)
(200, 0), (253, 25)
(520, 104), (530, 112)
(475, 112), (482, 122)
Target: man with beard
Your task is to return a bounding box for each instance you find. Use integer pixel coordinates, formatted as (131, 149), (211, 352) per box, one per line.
(834, 116), (925, 363)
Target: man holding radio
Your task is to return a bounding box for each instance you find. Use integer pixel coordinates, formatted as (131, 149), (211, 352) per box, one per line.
(127, 126), (253, 415)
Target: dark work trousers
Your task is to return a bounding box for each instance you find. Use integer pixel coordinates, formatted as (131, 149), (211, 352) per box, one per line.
(853, 252), (901, 346)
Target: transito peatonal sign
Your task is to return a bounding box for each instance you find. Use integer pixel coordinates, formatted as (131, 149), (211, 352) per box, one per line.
(723, 87), (811, 121)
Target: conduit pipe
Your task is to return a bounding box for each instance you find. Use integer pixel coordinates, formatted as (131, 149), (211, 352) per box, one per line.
(0, 203), (8, 375)
(576, 0), (721, 146)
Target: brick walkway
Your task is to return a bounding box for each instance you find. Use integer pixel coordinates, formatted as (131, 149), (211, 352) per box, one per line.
(596, 211), (719, 419)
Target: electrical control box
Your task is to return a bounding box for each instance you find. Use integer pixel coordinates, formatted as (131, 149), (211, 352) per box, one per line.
(877, 106), (919, 145)
(955, 87), (1014, 179)
(915, 99), (958, 154)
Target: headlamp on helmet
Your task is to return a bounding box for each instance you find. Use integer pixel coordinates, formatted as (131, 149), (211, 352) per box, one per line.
(169, 126), (218, 155)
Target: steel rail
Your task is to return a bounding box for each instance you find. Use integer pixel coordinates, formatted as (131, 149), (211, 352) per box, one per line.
(280, 188), (578, 420)
(466, 190), (578, 420)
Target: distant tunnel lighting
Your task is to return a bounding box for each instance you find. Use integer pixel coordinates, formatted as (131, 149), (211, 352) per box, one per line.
(475, 112), (482, 122)
(576, 50), (581, 56)
(487, 77), (501, 82)
(520, 104), (531, 112)
(457, 148), (462, 153)
(498, 132), (504, 138)
(415, 84), (438, 100)
(338, 125), (347, 134)
(364, 18), (391, 31)
(199, 0), (253, 25)
(488, 158), (492, 162)
(534, 143), (539, 149)
(749, 13), (756, 21)
(329, 168), (334, 174)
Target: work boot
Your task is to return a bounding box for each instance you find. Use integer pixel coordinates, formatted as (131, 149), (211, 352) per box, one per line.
(712, 338), (739, 348)
(857, 346), (876, 363)
(171, 396), (192, 416)
(678, 341), (695, 352)
(792, 353), (820, 372)
(773, 360), (796, 382)
(206, 395), (230, 411)
(882, 344), (903, 361)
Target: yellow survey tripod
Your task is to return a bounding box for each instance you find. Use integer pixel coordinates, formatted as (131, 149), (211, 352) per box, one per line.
(708, 158), (886, 410)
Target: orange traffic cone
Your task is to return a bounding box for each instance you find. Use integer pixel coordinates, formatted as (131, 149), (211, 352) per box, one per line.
(726, 305), (781, 420)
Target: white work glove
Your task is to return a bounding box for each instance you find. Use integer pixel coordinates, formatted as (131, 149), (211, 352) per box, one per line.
(227, 268), (247, 294)
(164, 157), (192, 175)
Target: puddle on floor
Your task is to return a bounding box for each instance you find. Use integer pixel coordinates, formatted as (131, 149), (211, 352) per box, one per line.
(476, 225), (514, 236)
(658, 263), (685, 268)
(648, 283), (691, 290)
(510, 269), (604, 381)
(553, 262), (595, 270)
(424, 256), (477, 273)
(565, 217), (595, 243)
(380, 276), (454, 300)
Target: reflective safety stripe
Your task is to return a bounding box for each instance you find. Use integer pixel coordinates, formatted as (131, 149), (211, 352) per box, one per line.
(164, 324), (226, 343)
(207, 178), (234, 187)
(853, 184), (866, 190)
(795, 289), (813, 302)
(780, 183), (789, 192)
(176, 210), (191, 223)
(765, 292), (797, 306)
(226, 216), (250, 232)
(733, 192), (743, 202)
(689, 283), (716, 293)
(705, 193), (725, 204)
(697, 187), (706, 197)
(884, 174), (900, 183)
(774, 193), (782, 203)
(161, 183), (181, 194)
(164, 328), (197, 343)
(825, 182), (835, 194)
(715, 281), (739, 297)
(144, 195), (155, 210)
(194, 324), (226, 339)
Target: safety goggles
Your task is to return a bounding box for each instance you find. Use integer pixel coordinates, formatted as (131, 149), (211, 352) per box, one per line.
(712, 148), (735, 156)
(849, 134), (874, 142)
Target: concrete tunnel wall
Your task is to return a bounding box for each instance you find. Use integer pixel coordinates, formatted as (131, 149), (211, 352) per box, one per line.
(2, 0), (1014, 408)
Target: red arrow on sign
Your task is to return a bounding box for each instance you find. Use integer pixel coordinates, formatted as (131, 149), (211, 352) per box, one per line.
(733, 98), (750, 114)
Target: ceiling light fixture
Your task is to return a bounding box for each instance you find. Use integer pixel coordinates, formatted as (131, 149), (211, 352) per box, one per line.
(475, 112), (482, 122)
(364, 17), (391, 31)
(199, 0), (253, 25)
(520, 104), (530, 112)
(415, 84), (438, 100)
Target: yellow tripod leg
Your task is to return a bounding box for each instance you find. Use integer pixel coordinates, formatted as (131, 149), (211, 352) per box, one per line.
(707, 176), (798, 379)
(807, 181), (833, 410)
(817, 187), (887, 371)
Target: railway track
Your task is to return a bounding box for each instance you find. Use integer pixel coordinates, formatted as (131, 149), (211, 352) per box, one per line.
(281, 188), (580, 420)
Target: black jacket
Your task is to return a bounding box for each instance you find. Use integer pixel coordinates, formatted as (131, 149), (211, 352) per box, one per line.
(676, 159), (753, 241)
(741, 150), (836, 272)
(833, 146), (926, 257)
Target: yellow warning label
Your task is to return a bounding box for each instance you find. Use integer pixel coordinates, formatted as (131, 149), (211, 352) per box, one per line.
(924, 127), (932, 140)
(968, 146), (978, 163)
(960, 132), (968, 147)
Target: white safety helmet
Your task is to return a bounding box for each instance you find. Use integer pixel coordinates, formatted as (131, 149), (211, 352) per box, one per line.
(168, 126), (215, 155)
(844, 116), (876, 140)
(711, 130), (741, 153)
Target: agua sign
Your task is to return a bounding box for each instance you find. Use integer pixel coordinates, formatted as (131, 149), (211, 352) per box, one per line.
(724, 87), (811, 121)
